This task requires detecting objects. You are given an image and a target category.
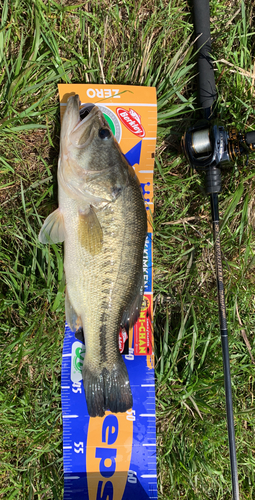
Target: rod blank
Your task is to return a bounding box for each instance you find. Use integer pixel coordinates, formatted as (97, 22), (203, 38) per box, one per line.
(210, 193), (240, 500)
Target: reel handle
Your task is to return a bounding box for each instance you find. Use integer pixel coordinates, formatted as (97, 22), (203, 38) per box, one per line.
(193, 0), (217, 113)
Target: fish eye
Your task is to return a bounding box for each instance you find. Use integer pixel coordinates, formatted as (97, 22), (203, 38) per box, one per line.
(98, 128), (111, 140)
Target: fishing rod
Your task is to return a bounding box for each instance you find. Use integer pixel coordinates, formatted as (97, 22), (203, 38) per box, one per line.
(182, 1), (255, 499)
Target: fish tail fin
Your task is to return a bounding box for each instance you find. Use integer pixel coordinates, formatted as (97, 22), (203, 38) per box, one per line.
(82, 356), (133, 417)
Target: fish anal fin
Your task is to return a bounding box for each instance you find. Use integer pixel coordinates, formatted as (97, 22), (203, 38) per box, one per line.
(39, 208), (65, 244)
(65, 289), (82, 332)
(78, 206), (103, 256)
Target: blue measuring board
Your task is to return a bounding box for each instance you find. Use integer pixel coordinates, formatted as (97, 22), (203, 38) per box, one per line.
(61, 234), (157, 500)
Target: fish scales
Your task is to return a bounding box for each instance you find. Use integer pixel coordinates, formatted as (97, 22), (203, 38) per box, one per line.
(39, 95), (147, 417)
(63, 177), (145, 369)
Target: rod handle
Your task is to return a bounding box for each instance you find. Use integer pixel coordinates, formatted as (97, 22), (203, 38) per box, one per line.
(193, 0), (217, 111)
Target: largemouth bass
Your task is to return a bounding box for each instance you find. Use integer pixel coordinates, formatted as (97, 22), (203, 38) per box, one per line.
(39, 95), (147, 417)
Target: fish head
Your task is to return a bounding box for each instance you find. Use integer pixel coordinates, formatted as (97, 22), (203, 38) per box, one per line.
(59, 95), (128, 202)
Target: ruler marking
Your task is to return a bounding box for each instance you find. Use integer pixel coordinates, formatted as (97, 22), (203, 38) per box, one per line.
(141, 475), (157, 478)
(140, 414), (156, 417)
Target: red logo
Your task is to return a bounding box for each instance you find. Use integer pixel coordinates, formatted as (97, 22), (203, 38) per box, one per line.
(134, 294), (152, 355)
(118, 328), (128, 353)
(116, 107), (145, 138)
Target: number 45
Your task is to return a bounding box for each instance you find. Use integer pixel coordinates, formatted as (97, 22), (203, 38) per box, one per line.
(72, 382), (82, 394)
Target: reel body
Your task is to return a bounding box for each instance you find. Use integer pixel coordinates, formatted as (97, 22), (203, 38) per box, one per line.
(182, 123), (255, 193)
(183, 122), (255, 167)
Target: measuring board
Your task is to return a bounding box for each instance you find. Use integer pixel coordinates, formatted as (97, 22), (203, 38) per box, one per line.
(59, 84), (157, 500)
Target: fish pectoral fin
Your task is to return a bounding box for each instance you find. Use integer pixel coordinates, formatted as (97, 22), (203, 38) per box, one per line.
(65, 290), (82, 333)
(38, 208), (65, 244)
(121, 268), (144, 330)
(75, 327), (85, 344)
(78, 205), (103, 255)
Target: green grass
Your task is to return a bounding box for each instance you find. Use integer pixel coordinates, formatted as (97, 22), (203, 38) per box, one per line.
(0, 0), (255, 498)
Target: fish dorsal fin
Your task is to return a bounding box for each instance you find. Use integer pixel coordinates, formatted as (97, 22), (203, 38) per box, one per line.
(78, 206), (103, 255)
(38, 208), (65, 244)
(65, 289), (82, 332)
(121, 268), (144, 330)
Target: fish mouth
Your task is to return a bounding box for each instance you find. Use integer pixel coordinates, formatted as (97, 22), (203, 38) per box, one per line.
(72, 102), (104, 133)
(79, 103), (96, 120)
(68, 96), (108, 148)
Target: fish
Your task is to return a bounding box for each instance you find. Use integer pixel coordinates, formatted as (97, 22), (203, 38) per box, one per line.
(39, 95), (147, 417)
